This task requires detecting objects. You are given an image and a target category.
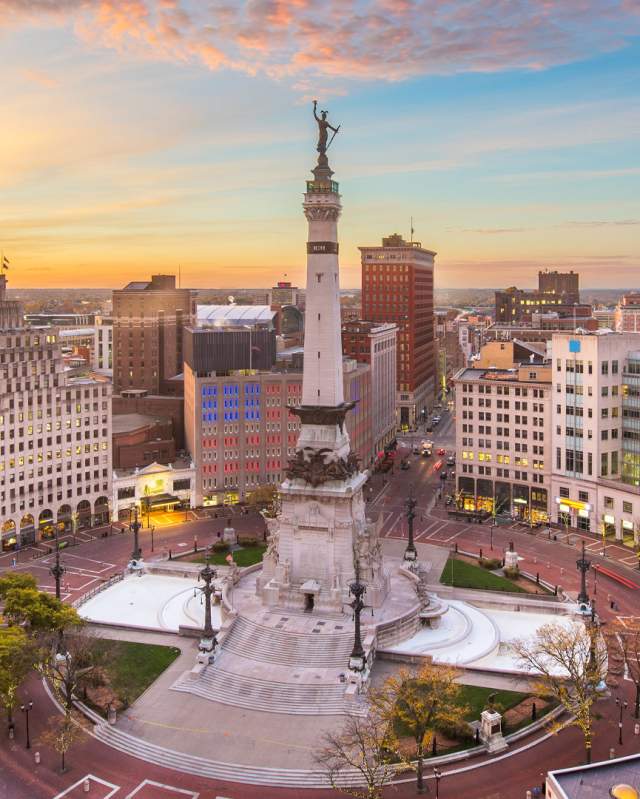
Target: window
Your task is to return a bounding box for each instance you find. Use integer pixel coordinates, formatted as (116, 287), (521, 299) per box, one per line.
(578, 491), (589, 502)
(601, 361), (609, 375)
(601, 452), (608, 477)
(559, 486), (570, 498)
(604, 496), (613, 509)
(623, 501), (632, 514)
(612, 360), (619, 375)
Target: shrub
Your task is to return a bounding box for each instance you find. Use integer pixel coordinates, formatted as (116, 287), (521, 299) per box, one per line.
(503, 566), (520, 580)
(212, 541), (229, 553)
(478, 557), (502, 570)
(240, 537), (258, 547)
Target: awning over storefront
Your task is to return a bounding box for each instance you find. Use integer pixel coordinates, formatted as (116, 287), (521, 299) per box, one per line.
(142, 493), (181, 508)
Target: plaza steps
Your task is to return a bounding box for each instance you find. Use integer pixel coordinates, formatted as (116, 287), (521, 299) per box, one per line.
(220, 614), (354, 669)
(93, 722), (360, 788)
(171, 664), (365, 716)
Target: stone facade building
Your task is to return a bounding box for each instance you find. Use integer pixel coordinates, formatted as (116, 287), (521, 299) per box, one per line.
(342, 320), (397, 453)
(0, 277), (112, 550)
(112, 274), (196, 396)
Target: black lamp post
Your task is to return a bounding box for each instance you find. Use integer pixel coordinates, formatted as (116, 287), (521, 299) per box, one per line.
(348, 567), (367, 672)
(20, 702), (33, 749)
(50, 530), (66, 600)
(130, 507), (142, 563)
(576, 540), (591, 606)
(616, 697), (628, 746)
(404, 488), (417, 563)
(196, 558), (218, 653)
(433, 767), (442, 799)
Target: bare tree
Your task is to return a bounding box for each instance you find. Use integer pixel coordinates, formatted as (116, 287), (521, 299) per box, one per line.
(39, 712), (83, 773)
(609, 616), (640, 719)
(513, 621), (607, 763)
(315, 711), (398, 799)
(38, 629), (108, 712)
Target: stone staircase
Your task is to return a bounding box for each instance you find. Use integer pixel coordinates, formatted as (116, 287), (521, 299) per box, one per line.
(220, 614), (354, 668)
(171, 663), (363, 716)
(93, 722), (357, 787)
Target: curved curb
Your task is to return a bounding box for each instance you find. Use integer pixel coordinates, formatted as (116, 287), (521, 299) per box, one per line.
(42, 675), (568, 789)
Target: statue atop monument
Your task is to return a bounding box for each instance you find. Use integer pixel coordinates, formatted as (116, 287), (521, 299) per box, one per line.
(313, 100), (340, 157)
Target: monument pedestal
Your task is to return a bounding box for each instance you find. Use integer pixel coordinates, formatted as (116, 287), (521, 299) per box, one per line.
(480, 709), (508, 753)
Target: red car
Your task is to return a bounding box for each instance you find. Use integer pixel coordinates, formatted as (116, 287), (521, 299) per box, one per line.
(437, 448), (446, 456)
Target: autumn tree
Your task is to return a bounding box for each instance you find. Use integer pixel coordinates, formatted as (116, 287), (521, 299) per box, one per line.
(315, 710), (398, 799)
(39, 712), (83, 773)
(609, 617), (640, 719)
(2, 585), (81, 636)
(513, 621), (607, 764)
(0, 571), (38, 598)
(248, 484), (279, 516)
(0, 627), (37, 732)
(371, 663), (464, 794)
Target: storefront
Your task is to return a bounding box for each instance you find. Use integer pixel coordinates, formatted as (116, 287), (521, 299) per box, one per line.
(1, 521), (17, 552)
(475, 479), (494, 513)
(555, 497), (592, 531)
(602, 513), (616, 537)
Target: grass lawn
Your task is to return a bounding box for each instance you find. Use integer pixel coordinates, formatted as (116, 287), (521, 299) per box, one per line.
(95, 640), (180, 709)
(189, 544), (266, 567)
(393, 683), (530, 744)
(457, 685), (528, 721)
(439, 557), (526, 593)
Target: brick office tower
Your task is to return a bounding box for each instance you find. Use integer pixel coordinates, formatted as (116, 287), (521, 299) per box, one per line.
(112, 275), (196, 396)
(360, 234), (436, 428)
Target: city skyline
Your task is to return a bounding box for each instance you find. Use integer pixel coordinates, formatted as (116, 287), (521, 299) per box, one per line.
(1, 1), (639, 289)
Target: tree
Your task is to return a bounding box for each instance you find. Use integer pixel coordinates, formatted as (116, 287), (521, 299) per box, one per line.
(39, 629), (106, 713)
(609, 617), (640, 719)
(513, 621), (607, 764)
(315, 711), (398, 799)
(0, 571), (38, 599)
(0, 627), (37, 732)
(39, 712), (82, 773)
(2, 587), (81, 635)
(371, 663), (464, 794)
(248, 483), (279, 515)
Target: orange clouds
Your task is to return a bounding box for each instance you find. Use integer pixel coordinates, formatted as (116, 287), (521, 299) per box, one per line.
(2, 0), (639, 88)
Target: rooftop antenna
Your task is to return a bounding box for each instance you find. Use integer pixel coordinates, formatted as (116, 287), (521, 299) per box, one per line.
(178, 264), (181, 288)
(410, 216), (414, 243)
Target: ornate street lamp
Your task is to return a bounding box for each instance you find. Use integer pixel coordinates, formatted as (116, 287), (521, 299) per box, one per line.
(130, 507), (142, 564)
(576, 540), (591, 607)
(50, 529), (66, 600)
(348, 566), (367, 672)
(404, 488), (417, 563)
(196, 557), (218, 661)
(20, 702), (33, 749)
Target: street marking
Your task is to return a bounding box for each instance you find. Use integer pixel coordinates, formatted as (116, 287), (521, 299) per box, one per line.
(125, 780), (199, 799)
(52, 774), (120, 799)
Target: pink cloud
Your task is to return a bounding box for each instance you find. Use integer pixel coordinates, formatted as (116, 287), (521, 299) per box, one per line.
(2, 0), (639, 86)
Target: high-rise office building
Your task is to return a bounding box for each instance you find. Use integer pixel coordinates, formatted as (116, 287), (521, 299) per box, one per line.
(360, 234), (436, 427)
(112, 275), (196, 396)
(342, 320), (397, 453)
(0, 274), (112, 551)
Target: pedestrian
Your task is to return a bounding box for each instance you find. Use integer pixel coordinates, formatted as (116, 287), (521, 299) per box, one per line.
(11, 556), (16, 568)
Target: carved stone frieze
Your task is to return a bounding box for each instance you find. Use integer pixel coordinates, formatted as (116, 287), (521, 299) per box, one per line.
(286, 402), (355, 432)
(285, 446), (360, 487)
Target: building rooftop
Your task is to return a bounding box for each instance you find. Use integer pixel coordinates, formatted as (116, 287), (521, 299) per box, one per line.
(59, 327), (96, 338)
(196, 304), (276, 327)
(112, 413), (168, 435)
(455, 365), (551, 383)
(548, 753), (640, 799)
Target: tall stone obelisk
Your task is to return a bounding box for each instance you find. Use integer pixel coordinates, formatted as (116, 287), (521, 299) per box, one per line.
(259, 105), (387, 613)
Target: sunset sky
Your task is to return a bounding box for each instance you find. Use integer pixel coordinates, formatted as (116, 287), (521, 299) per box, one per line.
(1, 0), (639, 289)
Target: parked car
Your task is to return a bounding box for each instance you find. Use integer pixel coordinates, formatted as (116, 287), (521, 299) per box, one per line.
(432, 415), (441, 424)
(445, 495), (453, 506)
(447, 456), (455, 466)
(412, 446), (420, 455)
(440, 470), (448, 480)
(400, 460), (410, 470)
(437, 447), (446, 456)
